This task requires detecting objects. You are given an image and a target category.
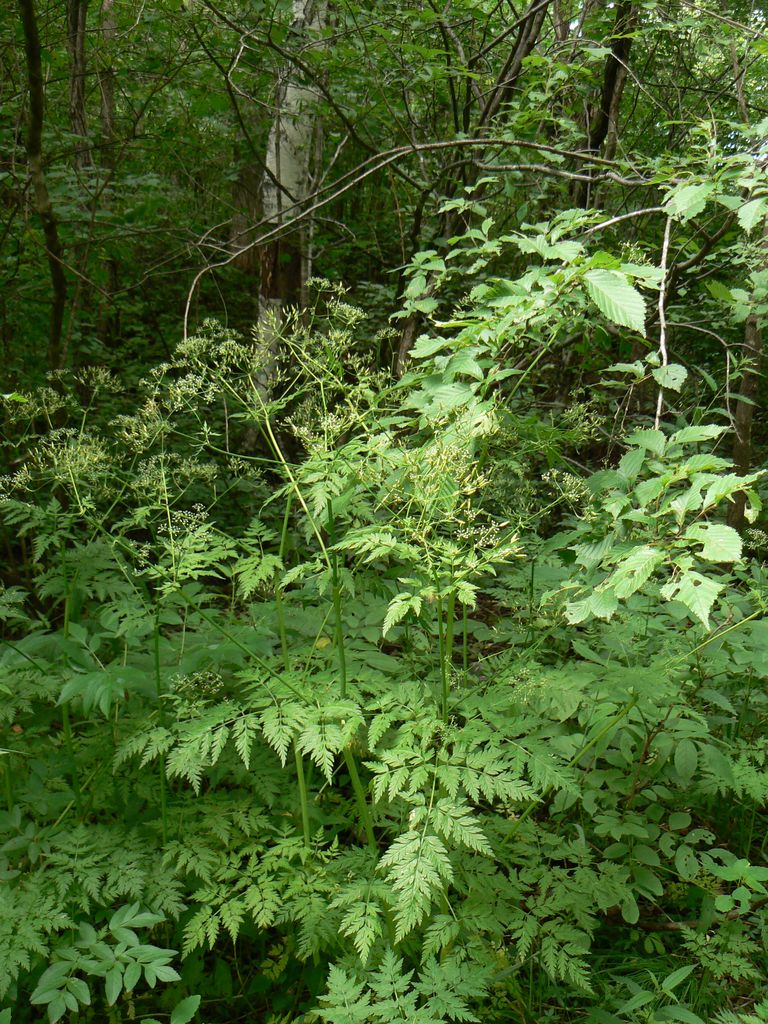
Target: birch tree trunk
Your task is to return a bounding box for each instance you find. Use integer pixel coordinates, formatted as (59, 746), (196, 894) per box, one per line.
(256, 0), (325, 388)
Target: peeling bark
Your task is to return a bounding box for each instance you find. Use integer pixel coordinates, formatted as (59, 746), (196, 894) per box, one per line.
(256, 0), (325, 390)
(259, 0), (326, 307)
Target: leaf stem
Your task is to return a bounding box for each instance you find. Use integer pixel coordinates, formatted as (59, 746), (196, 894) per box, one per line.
(326, 498), (347, 700)
(343, 749), (377, 853)
(294, 744), (312, 850)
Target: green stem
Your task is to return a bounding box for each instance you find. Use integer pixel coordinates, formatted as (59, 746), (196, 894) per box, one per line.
(526, 559), (535, 643)
(343, 749), (377, 853)
(508, 695), (638, 838)
(326, 499), (347, 700)
(61, 593), (83, 817)
(275, 590), (289, 667)
(60, 704), (82, 817)
(175, 590), (305, 700)
(294, 744), (312, 850)
(3, 762), (13, 813)
(442, 590), (456, 724)
(277, 497), (312, 852)
(462, 603), (469, 674)
(154, 606), (168, 844)
(276, 494), (294, 669)
(436, 594), (446, 715)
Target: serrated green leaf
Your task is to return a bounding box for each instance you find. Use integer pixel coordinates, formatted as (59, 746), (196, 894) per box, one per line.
(604, 360), (645, 377)
(705, 280), (734, 302)
(666, 181), (714, 221)
(661, 571), (723, 627)
(584, 269), (646, 335)
(652, 363), (688, 392)
(619, 446), (646, 481)
(383, 592), (421, 637)
(573, 536), (614, 569)
(591, 588), (619, 620)
(379, 831), (453, 940)
(684, 523), (742, 562)
(669, 425), (727, 445)
(626, 428), (666, 455)
(608, 545), (665, 599)
(446, 348), (484, 380)
(738, 197), (767, 233)
(410, 335), (454, 359)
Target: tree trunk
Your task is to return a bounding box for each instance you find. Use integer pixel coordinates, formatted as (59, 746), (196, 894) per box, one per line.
(258, 0), (324, 319)
(67, 0), (91, 170)
(95, 0), (119, 346)
(18, 0), (68, 371)
(397, 2), (551, 375)
(574, 1), (637, 206)
(477, 0), (552, 129)
(727, 311), (763, 531)
(255, 0), (325, 394)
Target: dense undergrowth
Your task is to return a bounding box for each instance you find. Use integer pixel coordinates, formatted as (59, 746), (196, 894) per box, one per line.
(2, 226), (768, 1024)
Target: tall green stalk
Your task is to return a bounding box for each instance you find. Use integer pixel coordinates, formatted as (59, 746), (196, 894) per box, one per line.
(438, 588), (456, 723)
(343, 750), (377, 853)
(294, 745), (312, 850)
(153, 604), (168, 844)
(61, 591), (83, 817)
(326, 498), (347, 699)
(324, 501), (375, 850)
(276, 494), (311, 850)
(3, 761), (14, 813)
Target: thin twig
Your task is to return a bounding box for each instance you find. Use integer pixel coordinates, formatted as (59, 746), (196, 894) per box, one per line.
(655, 217), (673, 429)
(183, 136), (651, 338)
(581, 206), (666, 236)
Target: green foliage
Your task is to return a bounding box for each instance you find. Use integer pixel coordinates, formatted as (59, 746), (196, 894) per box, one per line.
(3, 110), (768, 1024)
